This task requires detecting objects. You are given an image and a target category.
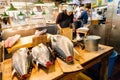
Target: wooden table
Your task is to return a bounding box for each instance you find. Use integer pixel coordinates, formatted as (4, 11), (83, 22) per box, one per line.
(2, 58), (83, 80)
(2, 59), (63, 80)
(4, 43), (113, 80)
(56, 44), (113, 80)
(73, 44), (113, 80)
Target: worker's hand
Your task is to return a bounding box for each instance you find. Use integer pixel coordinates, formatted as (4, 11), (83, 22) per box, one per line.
(60, 29), (63, 34)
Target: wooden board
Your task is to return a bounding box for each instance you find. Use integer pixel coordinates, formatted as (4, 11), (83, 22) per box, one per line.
(0, 63), (2, 73)
(60, 28), (73, 40)
(57, 58), (83, 73)
(7, 35), (50, 53)
(32, 35), (47, 46)
(58, 72), (92, 80)
(74, 44), (113, 65)
(2, 59), (16, 80)
(7, 35), (34, 53)
(91, 20), (99, 26)
(2, 59), (63, 80)
(0, 41), (4, 62)
(29, 60), (63, 80)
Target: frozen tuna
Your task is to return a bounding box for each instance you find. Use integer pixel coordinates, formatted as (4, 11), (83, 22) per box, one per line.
(50, 35), (74, 63)
(31, 43), (52, 68)
(12, 48), (32, 79)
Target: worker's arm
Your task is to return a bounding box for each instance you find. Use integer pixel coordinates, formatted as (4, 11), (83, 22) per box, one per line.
(70, 14), (75, 32)
(78, 11), (84, 20)
(71, 23), (75, 32)
(56, 13), (62, 33)
(56, 24), (62, 30)
(56, 24), (63, 34)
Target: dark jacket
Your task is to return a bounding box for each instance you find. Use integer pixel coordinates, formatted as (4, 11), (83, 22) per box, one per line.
(78, 11), (88, 24)
(56, 10), (74, 28)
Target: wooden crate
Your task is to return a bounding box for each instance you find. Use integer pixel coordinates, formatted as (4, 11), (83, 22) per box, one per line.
(60, 28), (73, 40)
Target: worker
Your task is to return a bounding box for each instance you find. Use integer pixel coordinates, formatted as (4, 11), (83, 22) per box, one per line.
(56, 5), (75, 34)
(74, 6), (84, 29)
(78, 6), (89, 27)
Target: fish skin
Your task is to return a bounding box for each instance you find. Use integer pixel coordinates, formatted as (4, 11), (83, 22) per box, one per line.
(31, 43), (52, 68)
(50, 35), (74, 63)
(12, 48), (32, 79)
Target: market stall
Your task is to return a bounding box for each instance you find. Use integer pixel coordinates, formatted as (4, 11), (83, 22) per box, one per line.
(2, 44), (113, 80)
(0, 1), (115, 80)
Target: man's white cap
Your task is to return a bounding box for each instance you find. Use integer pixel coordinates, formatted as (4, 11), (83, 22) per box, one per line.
(66, 5), (73, 12)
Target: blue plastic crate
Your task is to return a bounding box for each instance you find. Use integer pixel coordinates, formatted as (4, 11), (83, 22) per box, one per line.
(93, 50), (118, 78)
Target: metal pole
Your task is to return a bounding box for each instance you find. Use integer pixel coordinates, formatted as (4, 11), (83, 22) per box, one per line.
(25, 0), (29, 17)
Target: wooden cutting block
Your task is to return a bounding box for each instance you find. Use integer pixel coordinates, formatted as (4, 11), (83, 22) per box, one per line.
(57, 58), (83, 73)
(7, 35), (34, 54)
(60, 28), (73, 40)
(32, 35), (47, 46)
(2, 59), (63, 80)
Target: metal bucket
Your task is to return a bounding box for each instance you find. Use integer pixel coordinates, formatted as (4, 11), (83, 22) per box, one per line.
(84, 35), (101, 51)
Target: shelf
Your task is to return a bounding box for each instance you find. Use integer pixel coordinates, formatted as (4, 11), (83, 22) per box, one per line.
(92, 4), (108, 8)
